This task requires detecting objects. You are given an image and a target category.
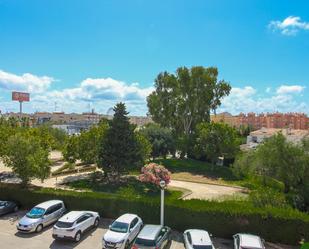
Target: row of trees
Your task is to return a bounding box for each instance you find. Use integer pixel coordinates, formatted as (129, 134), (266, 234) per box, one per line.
(62, 103), (152, 182)
(0, 117), (67, 185)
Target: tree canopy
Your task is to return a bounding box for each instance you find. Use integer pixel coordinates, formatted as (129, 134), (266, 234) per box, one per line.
(97, 103), (150, 182)
(147, 66), (231, 155)
(194, 122), (240, 165)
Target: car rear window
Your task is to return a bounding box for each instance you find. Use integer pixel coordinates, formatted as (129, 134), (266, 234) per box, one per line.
(193, 245), (213, 249)
(55, 221), (74, 228)
(135, 238), (156, 247)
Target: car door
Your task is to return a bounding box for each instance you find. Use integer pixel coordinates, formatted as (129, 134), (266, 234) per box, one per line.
(159, 227), (170, 249)
(52, 203), (64, 221)
(43, 206), (56, 226)
(83, 213), (94, 230)
(128, 218), (139, 242)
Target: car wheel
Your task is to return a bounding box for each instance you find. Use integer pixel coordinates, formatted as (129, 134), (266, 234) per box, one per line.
(35, 224), (43, 233)
(75, 231), (82, 242)
(13, 206), (19, 212)
(93, 218), (99, 228)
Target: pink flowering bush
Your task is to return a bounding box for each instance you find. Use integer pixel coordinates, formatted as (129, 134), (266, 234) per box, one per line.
(139, 163), (171, 187)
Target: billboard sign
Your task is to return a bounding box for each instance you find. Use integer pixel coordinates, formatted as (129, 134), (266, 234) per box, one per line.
(12, 91), (30, 102)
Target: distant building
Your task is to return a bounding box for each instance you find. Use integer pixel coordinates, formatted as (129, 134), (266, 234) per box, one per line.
(2, 111), (153, 128)
(246, 128), (309, 147)
(211, 112), (308, 130)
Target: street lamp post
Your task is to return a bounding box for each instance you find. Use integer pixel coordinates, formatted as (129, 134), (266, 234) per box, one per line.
(159, 180), (166, 226)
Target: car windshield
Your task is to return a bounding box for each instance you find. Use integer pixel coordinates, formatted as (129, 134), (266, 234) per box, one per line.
(193, 245), (213, 249)
(55, 221), (74, 228)
(135, 238), (156, 247)
(26, 207), (45, 219)
(110, 221), (129, 233)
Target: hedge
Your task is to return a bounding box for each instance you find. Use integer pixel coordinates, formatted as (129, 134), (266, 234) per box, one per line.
(0, 183), (308, 245)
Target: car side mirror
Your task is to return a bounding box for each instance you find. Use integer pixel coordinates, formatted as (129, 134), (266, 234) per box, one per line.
(209, 233), (213, 237)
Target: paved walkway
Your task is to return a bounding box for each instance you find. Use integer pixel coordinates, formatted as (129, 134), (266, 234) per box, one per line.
(169, 180), (246, 200)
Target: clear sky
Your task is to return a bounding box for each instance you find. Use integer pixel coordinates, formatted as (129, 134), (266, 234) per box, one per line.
(0, 0), (308, 115)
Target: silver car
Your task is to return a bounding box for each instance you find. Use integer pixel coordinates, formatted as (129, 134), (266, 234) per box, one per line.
(183, 229), (215, 249)
(17, 200), (66, 233)
(132, 225), (171, 249)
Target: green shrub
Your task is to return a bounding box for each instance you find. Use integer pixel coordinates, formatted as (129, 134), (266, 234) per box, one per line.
(0, 183), (308, 245)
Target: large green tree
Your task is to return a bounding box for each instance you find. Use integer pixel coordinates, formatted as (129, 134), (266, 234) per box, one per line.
(194, 122), (240, 166)
(147, 66), (231, 155)
(3, 133), (50, 186)
(97, 103), (148, 182)
(139, 123), (175, 159)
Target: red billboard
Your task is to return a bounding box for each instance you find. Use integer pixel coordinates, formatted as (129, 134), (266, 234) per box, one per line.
(12, 91), (30, 102)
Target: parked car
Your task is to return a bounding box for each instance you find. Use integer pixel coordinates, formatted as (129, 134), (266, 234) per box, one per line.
(103, 213), (143, 249)
(52, 211), (100, 242)
(233, 234), (265, 249)
(183, 229), (215, 249)
(0, 200), (19, 216)
(16, 200), (66, 233)
(132, 224), (171, 249)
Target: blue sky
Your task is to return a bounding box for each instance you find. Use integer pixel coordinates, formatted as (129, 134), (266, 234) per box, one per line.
(0, 0), (308, 115)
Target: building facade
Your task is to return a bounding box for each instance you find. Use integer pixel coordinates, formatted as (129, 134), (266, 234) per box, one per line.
(211, 112), (308, 130)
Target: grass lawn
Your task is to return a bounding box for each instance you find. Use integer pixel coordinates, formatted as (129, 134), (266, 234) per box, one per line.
(65, 176), (183, 201)
(152, 158), (241, 187)
(301, 243), (309, 249)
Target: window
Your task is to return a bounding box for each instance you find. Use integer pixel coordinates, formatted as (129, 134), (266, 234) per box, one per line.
(56, 221), (74, 228)
(135, 238), (156, 247)
(130, 218), (138, 229)
(45, 207), (54, 215)
(110, 221), (129, 233)
(54, 203), (63, 212)
(77, 215), (88, 224)
(187, 233), (192, 244)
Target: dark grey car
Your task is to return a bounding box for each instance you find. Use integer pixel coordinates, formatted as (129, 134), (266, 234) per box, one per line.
(0, 200), (19, 215)
(132, 225), (171, 249)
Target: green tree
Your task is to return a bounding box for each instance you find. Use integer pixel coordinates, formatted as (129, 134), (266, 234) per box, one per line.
(78, 121), (109, 164)
(139, 123), (175, 159)
(194, 122), (240, 166)
(63, 135), (79, 164)
(3, 133), (50, 186)
(147, 66), (231, 156)
(97, 103), (147, 182)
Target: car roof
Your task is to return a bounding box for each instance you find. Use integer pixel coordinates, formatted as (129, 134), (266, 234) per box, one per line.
(238, 234), (263, 248)
(185, 229), (212, 246)
(58, 211), (85, 223)
(116, 213), (138, 223)
(138, 225), (163, 240)
(35, 200), (63, 209)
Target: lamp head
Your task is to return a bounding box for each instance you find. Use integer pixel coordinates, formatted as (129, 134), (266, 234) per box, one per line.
(159, 180), (166, 189)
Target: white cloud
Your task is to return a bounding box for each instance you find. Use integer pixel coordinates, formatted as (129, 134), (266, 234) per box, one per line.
(219, 85), (308, 114)
(268, 16), (309, 36)
(276, 85), (305, 95)
(31, 77), (154, 115)
(0, 70), (54, 93)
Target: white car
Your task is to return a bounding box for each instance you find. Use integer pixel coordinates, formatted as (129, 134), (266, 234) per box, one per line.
(183, 229), (215, 249)
(103, 213), (143, 249)
(17, 200), (66, 233)
(233, 233), (265, 249)
(53, 211), (100, 242)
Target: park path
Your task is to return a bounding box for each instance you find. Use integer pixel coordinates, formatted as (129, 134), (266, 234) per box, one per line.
(169, 180), (246, 200)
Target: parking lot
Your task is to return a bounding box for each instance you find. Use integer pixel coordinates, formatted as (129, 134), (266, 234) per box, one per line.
(0, 211), (297, 249)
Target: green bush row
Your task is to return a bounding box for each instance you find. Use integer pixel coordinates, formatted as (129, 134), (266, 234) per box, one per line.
(0, 183), (308, 245)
